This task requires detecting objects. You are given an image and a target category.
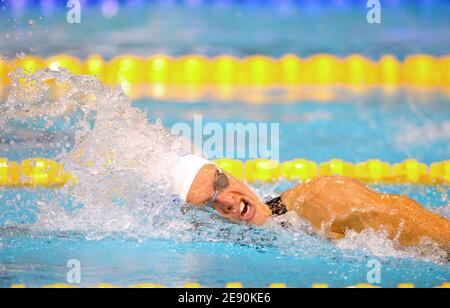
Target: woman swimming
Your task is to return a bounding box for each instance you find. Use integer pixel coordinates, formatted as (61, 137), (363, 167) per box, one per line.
(171, 155), (450, 249)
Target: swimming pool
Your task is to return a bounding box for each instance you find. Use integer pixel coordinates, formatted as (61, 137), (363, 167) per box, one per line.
(1, 84), (449, 288)
(0, 1), (449, 288)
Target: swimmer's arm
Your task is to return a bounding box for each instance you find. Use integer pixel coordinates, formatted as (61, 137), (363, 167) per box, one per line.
(283, 176), (450, 248)
(326, 202), (450, 247)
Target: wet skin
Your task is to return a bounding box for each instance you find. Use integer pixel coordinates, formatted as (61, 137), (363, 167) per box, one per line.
(282, 176), (450, 248)
(187, 165), (450, 249)
(187, 165), (271, 225)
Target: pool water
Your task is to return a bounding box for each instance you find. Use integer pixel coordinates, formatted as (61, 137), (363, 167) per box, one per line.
(0, 1), (450, 288)
(1, 89), (449, 288)
(0, 182), (449, 288)
(0, 231), (448, 288)
(3, 89), (450, 164)
(1, 2), (450, 58)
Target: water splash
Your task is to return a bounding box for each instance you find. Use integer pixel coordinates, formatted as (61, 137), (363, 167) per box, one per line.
(336, 229), (448, 264)
(433, 205), (450, 220)
(1, 69), (285, 252)
(2, 68), (195, 240)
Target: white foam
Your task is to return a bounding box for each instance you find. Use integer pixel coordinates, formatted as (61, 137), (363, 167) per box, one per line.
(336, 228), (448, 263)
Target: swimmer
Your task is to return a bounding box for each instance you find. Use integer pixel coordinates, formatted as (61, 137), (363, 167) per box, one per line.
(171, 155), (450, 249)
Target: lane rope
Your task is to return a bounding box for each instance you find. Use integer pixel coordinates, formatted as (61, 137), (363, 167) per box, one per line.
(1, 54), (450, 87)
(1, 158), (449, 187)
(9, 282), (450, 288)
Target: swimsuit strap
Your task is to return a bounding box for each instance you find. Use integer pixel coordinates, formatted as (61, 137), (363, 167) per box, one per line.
(265, 196), (288, 216)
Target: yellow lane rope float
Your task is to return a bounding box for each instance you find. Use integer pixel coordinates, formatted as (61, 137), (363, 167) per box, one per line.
(221, 158), (450, 185)
(8, 282), (450, 288)
(0, 158), (449, 188)
(0, 158), (76, 188)
(1, 54), (450, 87)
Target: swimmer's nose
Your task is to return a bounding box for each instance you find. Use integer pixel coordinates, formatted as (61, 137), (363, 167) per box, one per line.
(215, 194), (236, 214)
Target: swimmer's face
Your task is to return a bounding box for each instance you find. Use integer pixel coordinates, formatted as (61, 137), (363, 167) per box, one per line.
(187, 165), (271, 225)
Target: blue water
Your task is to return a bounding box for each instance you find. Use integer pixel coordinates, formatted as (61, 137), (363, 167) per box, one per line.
(136, 89), (450, 163)
(0, 236), (448, 288)
(0, 183), (449, 288)
(1, 92), (450, 288)
(4, 89), (450, 163)
(0, 1), (449, 58)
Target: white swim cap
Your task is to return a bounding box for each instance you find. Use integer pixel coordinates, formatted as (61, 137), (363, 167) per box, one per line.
(170, 155), (215, 201)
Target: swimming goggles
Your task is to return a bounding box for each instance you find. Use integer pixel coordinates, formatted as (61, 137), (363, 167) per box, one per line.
(210, 168), (230, 203)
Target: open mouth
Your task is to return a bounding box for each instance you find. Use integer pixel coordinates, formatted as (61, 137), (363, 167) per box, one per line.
(239, 199), (255, 221)
(240, 200), (249, 216)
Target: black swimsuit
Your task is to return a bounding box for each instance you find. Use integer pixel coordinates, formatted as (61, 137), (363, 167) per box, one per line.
(265, 196), (288, 216)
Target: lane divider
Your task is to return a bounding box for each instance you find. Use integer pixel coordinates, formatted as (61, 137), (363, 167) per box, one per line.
(215, 158), (450, 185)
(1, 54), (450, 87)
(9, 282), (450, 288)
(0, 158), (76, 188)
(1, 158), (449, 188)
